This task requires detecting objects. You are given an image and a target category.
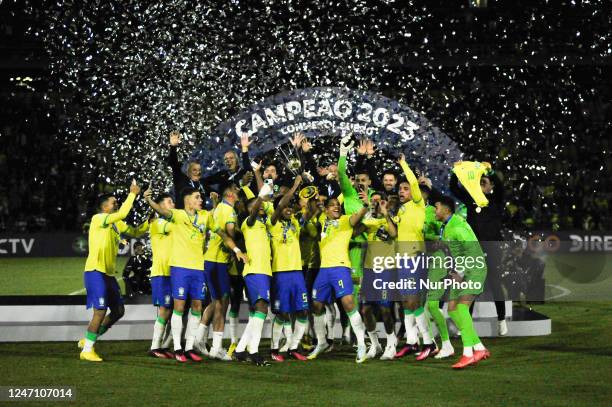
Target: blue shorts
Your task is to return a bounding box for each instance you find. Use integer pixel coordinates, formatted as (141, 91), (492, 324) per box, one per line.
(244, 274), (271, 307)
(272, 271), (309, 314)
(398, 256), (427, 297)
(151, 276), (172, 308)
(312, 266), (353, 304)
(204, 261), (231, 300)
(170, 266), (206, 301)
(84, 271), (123, 310)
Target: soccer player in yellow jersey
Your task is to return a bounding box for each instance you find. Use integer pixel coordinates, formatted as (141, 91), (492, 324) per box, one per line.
(145, 187), (247, 362)
(233, 182), (275, 366)
(307, 194), (370, 363)
(360, 192), (399, 360)
(266, 176), (319, 362)
(80, 180), (149, 362)
(202, 184), (242, 360)
(147, 193), (175, 359)
(393, 154), (436, 360)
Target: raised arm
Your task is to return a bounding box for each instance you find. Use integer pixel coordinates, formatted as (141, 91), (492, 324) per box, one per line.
(398, 154), (422, 203)
(167, 131), (182, 175)
(349, 189), (370, 227)
(143, 188), (172, 219)
(104, 181), (140, 224)
(379, 200), (397, 238)
(271, 175), (302, 224)
(123, 219), (150, 238)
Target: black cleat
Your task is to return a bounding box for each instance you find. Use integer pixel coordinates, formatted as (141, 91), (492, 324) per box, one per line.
(250, 352), (271, 367)
(233, 350), (250, 362)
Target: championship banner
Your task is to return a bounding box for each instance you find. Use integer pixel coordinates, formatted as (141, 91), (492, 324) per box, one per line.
(191, 87), (463, 191)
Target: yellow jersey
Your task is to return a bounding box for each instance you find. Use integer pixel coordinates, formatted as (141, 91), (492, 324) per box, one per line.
(241, 217), (272, 276)
(319, 214), (353, 268)
(299, 214), (319, 269)
(268, 216), (302, 272)
(149, 217), (173, 277)
(363, 217), (396, 270)
(167, 208), (214, 270)
(84, 193), (148, 275)
(396, 160), (426, 255)
(204, 202), (237, 264)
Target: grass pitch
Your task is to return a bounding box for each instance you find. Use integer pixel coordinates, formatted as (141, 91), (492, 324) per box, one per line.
(1, 302), (611, 406)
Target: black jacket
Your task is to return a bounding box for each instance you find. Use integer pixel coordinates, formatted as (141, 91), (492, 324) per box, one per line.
(450, 171), (505, 241)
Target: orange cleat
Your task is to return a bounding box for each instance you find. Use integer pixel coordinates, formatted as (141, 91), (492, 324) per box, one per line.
(473, 349), (491, 362)
(452, 355), (477, 369)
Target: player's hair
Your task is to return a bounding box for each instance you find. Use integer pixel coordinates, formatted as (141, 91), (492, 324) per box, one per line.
(382, 170), (397, 179)
(180, 187), (199, 201)
(133, 241), (145, 248)
(187, 161), (200, 172)
(355, 169), (370, 178)
(96, 193), (114, 210)
(325, 197), (340, 208)
(435, 195), (456, 213)
(222, 184), (239, 198)
(155, 193), (173, 204)
(371, 190), (387, 200)
(398, 176), (409, 185)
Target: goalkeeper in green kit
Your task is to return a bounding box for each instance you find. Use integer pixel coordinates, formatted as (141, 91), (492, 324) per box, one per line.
(337, 134), (375, 309)
(434, 195), (491, 369)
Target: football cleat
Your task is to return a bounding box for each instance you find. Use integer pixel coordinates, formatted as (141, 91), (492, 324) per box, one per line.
(324, 339), (335, 353)
(148, 349), (170, 359)
(270, 350), (285, 362)
(394, 343), (418, 359)
(380, 344), (397, 361)
(161, 349), (175, 359)
(307, 341), (330, 360)
(233, 350), (250, 362)
(434, 346), (455, 360)
(250, 352), (270, 367)
(366, 343), (382, 360)
(194, 341), (209, 357)
(300, 335), (314, 351)
(209, 348), (232, 361)
(498, 320), (508, 336)
(79, 350), (103, 362)
(289, 350), (308, 361)
(77, 338), (85, 350)
(185, 350), (204, 362)
(356, 344), (367, 364)
(473, 349), (491, 363)
(174, 350), (188, 363)
(452, 355), (477, 369)
(227, 342), (238, 357)
(415, 344), (437, 361)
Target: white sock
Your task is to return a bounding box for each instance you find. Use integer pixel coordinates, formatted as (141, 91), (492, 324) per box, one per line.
(313, 313), (327, 346)
(184, 311), (201, 351)
(368, 330), (380, 348)
(150, 317), (166, 350)
(282, 321), (293, 351)
(229, 315), (239, 344)
(474, 342), (485, 351)
(161, 321), (173, 349)
(195, 323), (207, 347)
(271, 317), (284, 350)
(415, 311), (433, 345)
(463, 346), (473, 357)
(304, 318), (311, 337)
(171, 311), (184, 351)
(211, 331), (223, 351)
(248, 312), (266, 354)
(325, 305), (334, 340)
(83, 336), (95, 352)
(441, 339), (453, 351)
(403, 313), (418, 345)
(348, 310), (366, 347)
(386, 331), (397, 347)
(290, 319), (307, 350)
(236, 316), (253, 353)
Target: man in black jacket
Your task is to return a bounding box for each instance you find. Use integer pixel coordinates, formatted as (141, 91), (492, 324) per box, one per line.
(450, 162), (508, 336)
(167, 131), (253, 207)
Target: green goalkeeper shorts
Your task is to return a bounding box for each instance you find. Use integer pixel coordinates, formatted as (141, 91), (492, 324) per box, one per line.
(449, 266), (487, 300)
